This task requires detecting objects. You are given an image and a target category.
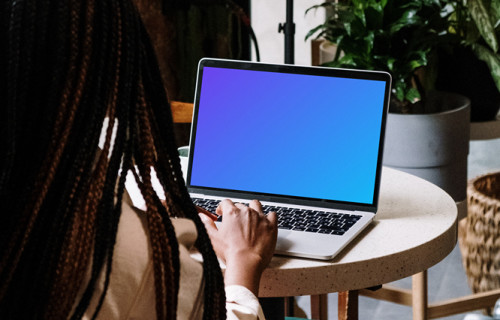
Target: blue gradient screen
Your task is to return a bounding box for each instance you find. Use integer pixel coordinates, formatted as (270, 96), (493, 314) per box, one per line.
(189, 66), (386, 204)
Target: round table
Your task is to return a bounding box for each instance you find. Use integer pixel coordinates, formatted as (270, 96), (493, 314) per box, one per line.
(258, 166), (458, 298)
(470, 113), (500, 140)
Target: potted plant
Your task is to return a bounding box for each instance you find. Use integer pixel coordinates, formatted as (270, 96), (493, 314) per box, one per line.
(306, 0), (471, 204)
(435, 0), (500, 121)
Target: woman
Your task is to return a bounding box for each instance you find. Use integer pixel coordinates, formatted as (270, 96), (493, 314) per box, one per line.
(0, 0), (277, 319)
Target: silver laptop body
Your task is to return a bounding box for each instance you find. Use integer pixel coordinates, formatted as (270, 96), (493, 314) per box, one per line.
(186, 58), (391, 260)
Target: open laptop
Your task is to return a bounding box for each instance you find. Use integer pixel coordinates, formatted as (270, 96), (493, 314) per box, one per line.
(186, 58), (391, 260)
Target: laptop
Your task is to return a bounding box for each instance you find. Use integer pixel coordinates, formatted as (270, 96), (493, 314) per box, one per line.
(186, 58), (391, 260)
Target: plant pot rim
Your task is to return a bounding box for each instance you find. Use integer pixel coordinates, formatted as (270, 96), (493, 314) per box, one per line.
(389, 92), (471, 117)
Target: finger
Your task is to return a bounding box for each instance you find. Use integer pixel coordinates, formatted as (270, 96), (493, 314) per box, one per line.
(198, 213), (218, 236)
(234, 202), (249, 211)
(248, 199), (263, 214)
(198, 214), (225, 261)
(196, 205), (218, 221)
(266, 211), (278, 227)
(216, 199), (235, 216)
(234, 203), (257, 217)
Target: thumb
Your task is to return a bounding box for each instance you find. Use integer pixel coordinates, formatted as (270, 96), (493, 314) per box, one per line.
(199, 213), (225, 260)
(199, 213), (218, 236)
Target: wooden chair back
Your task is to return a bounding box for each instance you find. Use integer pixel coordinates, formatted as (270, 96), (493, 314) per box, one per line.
(171, 101), (194, 123)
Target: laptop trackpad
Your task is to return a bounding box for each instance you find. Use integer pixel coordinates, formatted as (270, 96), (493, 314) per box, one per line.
(274, 230), (345, 260)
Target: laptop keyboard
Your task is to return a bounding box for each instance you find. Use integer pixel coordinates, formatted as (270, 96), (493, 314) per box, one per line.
(191, 198), (361, 235)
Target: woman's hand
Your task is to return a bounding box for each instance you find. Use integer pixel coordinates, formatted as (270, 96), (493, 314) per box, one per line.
(198, 199), (278, 296)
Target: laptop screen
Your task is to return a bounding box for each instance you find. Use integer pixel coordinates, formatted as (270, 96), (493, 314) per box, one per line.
(187, 59), (391, 209)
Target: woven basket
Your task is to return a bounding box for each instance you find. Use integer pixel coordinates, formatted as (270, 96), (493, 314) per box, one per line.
(459, 172), (500, 296)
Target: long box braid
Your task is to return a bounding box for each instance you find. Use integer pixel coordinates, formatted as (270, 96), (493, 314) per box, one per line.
(0, 0), (226, 319)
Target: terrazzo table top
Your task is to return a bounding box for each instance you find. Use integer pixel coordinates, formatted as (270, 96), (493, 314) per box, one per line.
(257, 166), (458, 298)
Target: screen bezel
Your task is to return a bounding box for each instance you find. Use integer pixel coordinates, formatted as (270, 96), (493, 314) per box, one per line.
(186, 58), (392, 213)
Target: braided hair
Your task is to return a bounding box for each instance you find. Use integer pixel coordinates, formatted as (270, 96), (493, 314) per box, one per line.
(0, 0), (226, 319)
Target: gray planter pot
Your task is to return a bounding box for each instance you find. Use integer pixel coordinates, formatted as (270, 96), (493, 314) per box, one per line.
(383, 92), (471, 202)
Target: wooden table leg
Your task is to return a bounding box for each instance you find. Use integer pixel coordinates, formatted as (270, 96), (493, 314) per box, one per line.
(412, 271), (428, 320)
(338, 290), (359, 320)
(284, 297), (295, 317)
(311, 294), (328, 320)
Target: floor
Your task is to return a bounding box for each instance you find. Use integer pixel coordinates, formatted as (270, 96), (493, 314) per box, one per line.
(292, 137), (500, 319)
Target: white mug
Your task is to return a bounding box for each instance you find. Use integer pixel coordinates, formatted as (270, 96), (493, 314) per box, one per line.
(177, 146), (189, 182)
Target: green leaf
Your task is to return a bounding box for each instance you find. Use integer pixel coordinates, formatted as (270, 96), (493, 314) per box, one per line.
(322, 60), (343, 68)
(385, 57), (396, 71)
(472, 43), (500, 92)
(390, 8), (420, 34)
(492, 0), (500, 25)
(337, 54), (357, 67)
(405, 87), (421, 103)
(353, 9), (367, 27)
(408, 50), (429, 70)
(393, 82), (406, 102)
(305, 24), (326, 40)
(305, 1), (337, 16)
(363, 32), (375, 55)
(409, 59), (425, 71)
(469, 0), (499, 52)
